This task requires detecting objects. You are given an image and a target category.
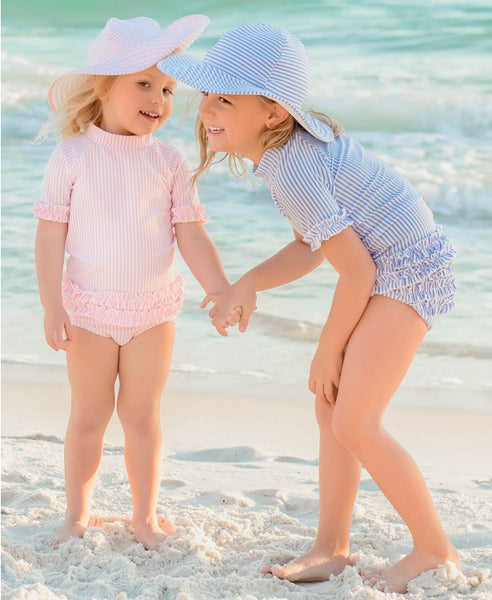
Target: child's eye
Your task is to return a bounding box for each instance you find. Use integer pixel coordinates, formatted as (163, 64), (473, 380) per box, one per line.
(138, 81), (151, 88)
(218, 96), (230, 104)
(163, 88), (174, 95)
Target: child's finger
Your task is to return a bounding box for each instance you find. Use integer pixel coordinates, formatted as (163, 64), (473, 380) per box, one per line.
(324, 383), (336, 406)
(214, 322), (229, 337)
(65, 319), (74, 341)
(238, 307), (253, 332)
(52, 329), (64, 351)
(46, 335), (59, 351)
(225, 315), (235, 326)
(59, 320), (73, 350)
(200, 293), (218, 309)
(226, 309), (241, 326)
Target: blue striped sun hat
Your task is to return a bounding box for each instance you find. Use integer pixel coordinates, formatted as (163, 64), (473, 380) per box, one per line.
(158, 23), (334, 142)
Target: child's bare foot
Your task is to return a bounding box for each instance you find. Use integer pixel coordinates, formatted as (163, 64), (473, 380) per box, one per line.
(368, 547), (461, 593)
(45, 518), (88, 548)
(260, 548), (355, 582)
(133, 517), (176, 550)
(44, 513), (123, 548)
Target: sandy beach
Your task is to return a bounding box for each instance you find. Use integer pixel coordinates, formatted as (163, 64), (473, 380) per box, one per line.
(3, 0), (492, 597)
(1, 362), (491, 600)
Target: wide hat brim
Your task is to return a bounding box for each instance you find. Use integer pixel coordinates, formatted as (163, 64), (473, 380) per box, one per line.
(159, 54), (334, 143)
(48, 15), (210, 112)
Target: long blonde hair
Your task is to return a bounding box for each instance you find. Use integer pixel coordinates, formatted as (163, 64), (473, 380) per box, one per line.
(192, 96), (344, 183)
(36, 75), (118, 142)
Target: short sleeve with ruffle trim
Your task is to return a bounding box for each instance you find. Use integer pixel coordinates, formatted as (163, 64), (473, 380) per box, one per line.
(270, 140), (352, 251)
(33, 145), (72, 223)
(170, 154), (208, 225)
(302, 210), (353, 251)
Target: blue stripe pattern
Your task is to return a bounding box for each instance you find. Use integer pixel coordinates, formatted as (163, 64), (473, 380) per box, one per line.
(254, 128), (457, 328)
(159, 23), (334, 142)
(254, 128), (436, 255)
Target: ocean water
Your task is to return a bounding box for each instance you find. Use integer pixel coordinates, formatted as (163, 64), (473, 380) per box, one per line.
(2, 0), (492, 407)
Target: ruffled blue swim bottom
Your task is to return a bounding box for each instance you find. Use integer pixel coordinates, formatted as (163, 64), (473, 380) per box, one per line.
(372, 227), (456, 329)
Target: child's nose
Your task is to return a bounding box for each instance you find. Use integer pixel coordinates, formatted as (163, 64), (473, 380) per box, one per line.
(152, 90), (166, 104)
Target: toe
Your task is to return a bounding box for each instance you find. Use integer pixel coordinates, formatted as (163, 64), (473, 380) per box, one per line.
(271, 565), (287, 579)
(157, 516), (176, 535)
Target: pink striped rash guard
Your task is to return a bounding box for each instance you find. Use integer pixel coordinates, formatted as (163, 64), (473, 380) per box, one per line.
(34, 123), (208, 329)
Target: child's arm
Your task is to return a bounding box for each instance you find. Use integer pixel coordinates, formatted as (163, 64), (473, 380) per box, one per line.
(174, 221), (232, 294)
(35, 219), (73, 351)
(203, 230), (324, 335)
(309, 226), (376, 405)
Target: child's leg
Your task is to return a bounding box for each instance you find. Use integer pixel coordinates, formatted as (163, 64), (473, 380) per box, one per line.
(49, 326), (119, 545)
(332, 295), (459, 592)
(116, 321), (175, 550)
(261, 402), (361, 581)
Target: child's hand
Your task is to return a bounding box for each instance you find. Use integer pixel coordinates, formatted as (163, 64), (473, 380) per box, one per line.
(201, 294), (244, 336)
(43, 306), (73, 351)
(309, 343), (344, 406)
(201, 279), (257, 336)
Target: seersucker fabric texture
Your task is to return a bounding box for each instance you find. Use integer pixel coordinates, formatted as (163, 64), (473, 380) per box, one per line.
(48, 15), (210, 112)
(159, 23), (334, 142)
(253, 128), (456, 328)
(34, 123), (207, 339)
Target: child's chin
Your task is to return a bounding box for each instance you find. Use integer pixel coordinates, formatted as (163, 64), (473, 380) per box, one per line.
(208, 141), (228, 153)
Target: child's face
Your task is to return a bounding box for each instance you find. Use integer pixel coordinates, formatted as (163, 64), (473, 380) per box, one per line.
(99, 65), (176, 136)
(198, 93), (273, 164)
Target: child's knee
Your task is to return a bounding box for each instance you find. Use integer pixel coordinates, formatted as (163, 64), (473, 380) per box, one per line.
(331, 409), (380, 455)
(117, 400), (161, 436)
(69, 409), (113, 435)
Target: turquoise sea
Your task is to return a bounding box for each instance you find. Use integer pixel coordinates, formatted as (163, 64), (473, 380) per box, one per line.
(2, 0), (492, 407)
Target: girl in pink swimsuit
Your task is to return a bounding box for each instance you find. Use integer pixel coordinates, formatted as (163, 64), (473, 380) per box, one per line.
(34, 15), (237, 550)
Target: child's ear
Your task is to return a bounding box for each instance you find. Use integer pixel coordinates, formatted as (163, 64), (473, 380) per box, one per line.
(266, 103), (290, 128)
(92, 75), (116, 101)
(92, 77), (107, 101)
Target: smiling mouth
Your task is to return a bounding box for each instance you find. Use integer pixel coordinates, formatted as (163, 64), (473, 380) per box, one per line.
(208, 127), (224, 134)
(140, 111), (160, 119)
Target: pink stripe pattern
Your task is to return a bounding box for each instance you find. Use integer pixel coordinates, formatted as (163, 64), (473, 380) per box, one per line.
(35, 123), (207, 328)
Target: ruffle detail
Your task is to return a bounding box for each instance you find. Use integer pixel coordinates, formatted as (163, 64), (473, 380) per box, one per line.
(62, 274), (185, 327)
(302, 211), (352, 251)
(171, 204), (208, 224)
(373, 228), (457, 328)
(33, 202), (70, 223)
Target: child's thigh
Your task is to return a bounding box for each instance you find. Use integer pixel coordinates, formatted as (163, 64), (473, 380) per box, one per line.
(336, 295), (427, 419)
(117, 321), (175, 406)
(66, 326), (120, 414)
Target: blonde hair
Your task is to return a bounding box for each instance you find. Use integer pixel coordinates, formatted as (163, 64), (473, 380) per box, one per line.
(36, 75), (118, 142)
(192, 96), (344, 183)
(37, 49), (183, 143)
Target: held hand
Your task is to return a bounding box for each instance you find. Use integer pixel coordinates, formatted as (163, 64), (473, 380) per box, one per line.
(43, 306), (73, 351)
(308, 344), (344, 406)
(201, 279), (257, 336)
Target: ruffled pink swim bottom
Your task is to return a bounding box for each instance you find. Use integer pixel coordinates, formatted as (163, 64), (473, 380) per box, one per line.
(62, 274), (184, 346)
(68, 316), (159, 346)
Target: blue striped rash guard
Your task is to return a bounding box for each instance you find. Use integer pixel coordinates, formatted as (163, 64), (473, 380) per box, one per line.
(253, 128), (436, 257)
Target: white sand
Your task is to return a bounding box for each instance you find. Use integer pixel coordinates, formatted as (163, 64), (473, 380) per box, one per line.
(1, 365), (491, 599)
